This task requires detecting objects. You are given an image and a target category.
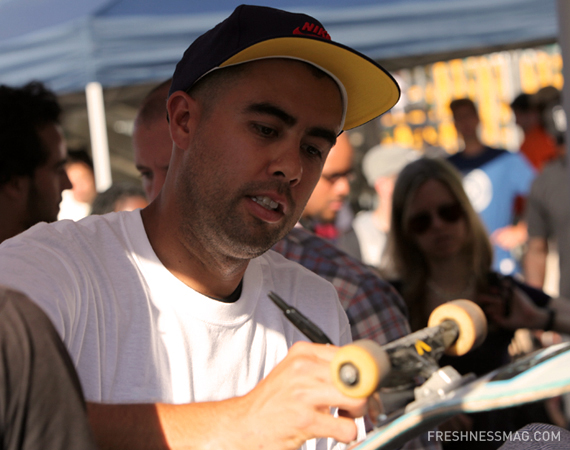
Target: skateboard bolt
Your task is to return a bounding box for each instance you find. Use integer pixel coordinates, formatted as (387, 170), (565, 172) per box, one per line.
(339, 363), (359, 386)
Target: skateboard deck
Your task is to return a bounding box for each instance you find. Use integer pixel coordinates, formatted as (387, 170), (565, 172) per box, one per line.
(349, 341), (570, 450)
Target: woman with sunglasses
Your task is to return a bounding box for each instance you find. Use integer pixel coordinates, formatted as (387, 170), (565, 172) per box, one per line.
(381, 157), (564, 449)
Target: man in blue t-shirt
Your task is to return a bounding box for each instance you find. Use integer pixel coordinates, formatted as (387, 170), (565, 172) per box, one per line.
(448, 98), (536, 275)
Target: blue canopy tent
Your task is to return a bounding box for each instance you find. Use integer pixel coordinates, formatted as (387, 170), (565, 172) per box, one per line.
(0, 0), (559, 93)
(0, 0), (562, 186)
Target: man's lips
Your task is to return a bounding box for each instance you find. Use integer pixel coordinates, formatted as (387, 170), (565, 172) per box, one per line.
(251, 195), (280, 211)
(246, 193), (288, 224)
(250, 192), (288, 214)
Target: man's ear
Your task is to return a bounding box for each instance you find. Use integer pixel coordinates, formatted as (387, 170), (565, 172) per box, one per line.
(167, 91), (200, 150)
(1, 175), (30, 201)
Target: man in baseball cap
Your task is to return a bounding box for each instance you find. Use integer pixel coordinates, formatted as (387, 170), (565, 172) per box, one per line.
(0, 5), (399, 449)
(169, 4), (399, 130)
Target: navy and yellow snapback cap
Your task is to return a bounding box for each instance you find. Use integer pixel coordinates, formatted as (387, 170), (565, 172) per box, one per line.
(170, 4), (400, 131)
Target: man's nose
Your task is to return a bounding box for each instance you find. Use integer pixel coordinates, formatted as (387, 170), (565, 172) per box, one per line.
(268, 145), (303, 187)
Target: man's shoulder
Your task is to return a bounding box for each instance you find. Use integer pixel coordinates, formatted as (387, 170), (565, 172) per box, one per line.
(0, 211), (141, 258)
(271, 229), (410, 343)
(539, 157), (566, 178)
(260, 247), (334, 288)
(447, 147), (507, 171)
(273, 227), (375, 276)
(530, 158), (567, 197)
(258, 249), (343, 317)
(271, 228), (398, 300)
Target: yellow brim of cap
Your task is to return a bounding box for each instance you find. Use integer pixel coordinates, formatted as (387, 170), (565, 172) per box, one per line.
(220, 37), (400, 131)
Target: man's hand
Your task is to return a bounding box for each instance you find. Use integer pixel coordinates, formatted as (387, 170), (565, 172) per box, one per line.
(88, 341), (371, 450)
(477, 287), (546, 331)
(237, 341), (369, 449)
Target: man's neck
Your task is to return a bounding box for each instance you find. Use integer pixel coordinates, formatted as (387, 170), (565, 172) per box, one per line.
(141, 202), (249, 300)
(461, 136), (485, 157)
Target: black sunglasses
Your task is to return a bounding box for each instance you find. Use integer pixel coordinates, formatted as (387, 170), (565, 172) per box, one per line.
(407, 203), (464, 235)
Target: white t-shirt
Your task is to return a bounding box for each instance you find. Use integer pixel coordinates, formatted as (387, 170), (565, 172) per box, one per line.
(0, 211), (356, 448)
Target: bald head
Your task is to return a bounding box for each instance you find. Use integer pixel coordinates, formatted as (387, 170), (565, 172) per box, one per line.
(302, 132), (354, 223)
(133, 79), (173, 201)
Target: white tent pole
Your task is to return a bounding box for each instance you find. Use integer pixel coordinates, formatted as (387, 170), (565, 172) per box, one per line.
(85, 82), (112, 192)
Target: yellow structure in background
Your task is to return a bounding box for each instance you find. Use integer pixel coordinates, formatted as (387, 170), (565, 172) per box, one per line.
(379, 45), (564, 154)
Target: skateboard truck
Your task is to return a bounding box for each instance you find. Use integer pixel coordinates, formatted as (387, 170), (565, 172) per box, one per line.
(266, 292), (487, 423)
(338, 319), (456, 390)
(331, 300), (487, 399)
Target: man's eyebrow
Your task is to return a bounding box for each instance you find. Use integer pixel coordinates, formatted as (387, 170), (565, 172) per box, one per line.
(246, 102), (338, 147)
(245, 103), (296, 126)
(307, 127), (337, 148)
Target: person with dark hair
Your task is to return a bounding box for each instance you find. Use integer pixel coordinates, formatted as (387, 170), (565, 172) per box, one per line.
(447, 98), (535, 276)
(0, 5), (400, 450)
(510, 92), (557, 171)
(298, 132), (356, 250)
(0, 82), (71, 243)
(90, 181), (148, 215)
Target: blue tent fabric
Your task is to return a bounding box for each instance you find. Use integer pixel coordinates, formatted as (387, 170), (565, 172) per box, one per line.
(0, 0), (559, 93)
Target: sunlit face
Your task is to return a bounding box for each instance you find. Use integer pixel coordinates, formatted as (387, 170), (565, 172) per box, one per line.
(26, 123), (72, 227)
(133, 115), (172, 201)
(406, 179), (468, 261)
(301, 132), (354, 223)
(169, 59), (344, 260)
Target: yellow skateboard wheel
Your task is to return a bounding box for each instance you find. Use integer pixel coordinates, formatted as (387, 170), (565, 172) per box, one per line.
(428, 299), (487, 356)
(331, 339), (391, 398)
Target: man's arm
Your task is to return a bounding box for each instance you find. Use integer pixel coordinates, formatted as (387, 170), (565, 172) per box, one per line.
(523, 237), (549, 289)
(87, 342), (368, 450)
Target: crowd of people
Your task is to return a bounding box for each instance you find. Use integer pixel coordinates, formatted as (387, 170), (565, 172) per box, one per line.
(0, 4), (568, 450)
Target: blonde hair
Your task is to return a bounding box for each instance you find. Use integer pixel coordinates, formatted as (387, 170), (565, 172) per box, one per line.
(382, 157), (493, 330)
